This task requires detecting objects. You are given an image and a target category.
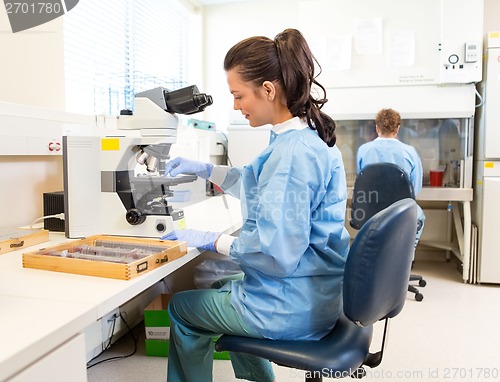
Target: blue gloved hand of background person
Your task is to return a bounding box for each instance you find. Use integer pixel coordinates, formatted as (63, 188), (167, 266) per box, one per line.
(161, 229), (221, 252)
(164, 157), (213, 179)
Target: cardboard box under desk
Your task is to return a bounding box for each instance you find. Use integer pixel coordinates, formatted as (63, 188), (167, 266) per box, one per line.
(22, 235), (187, 280)
(144, 293), (230, 360)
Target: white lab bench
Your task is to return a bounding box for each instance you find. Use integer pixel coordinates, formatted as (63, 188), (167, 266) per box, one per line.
(416, 187), (473, 274)
(0, 195), (242, 382)
(412, 187), (473, 283)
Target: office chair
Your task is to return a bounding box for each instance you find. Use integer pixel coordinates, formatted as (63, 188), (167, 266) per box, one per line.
(216, 199), (418, 381)
(350, 162), (427, 301)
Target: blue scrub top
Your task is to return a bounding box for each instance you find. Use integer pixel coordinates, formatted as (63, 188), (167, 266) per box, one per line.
(219, 120), (350, 340)
(356, 137), (425, 220)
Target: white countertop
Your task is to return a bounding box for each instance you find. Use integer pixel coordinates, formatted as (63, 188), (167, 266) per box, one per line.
(347, 186), (473, 202)
(416, 187), (473, 202)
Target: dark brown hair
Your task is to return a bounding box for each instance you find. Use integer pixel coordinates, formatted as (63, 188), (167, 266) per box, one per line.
(223, 28), (336, 147)
(375, 108), (401, 135)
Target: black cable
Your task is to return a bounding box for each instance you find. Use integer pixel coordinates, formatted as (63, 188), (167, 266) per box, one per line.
(86, 312), (138, 369)
(104, 314), (118, 351)
(86, 314), (118, 365)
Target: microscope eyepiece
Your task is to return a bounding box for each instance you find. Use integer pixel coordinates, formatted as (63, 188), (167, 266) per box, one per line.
(193, 93), (213, 110)
(164, 85), (213, 115)
(134, 85), (212, 116)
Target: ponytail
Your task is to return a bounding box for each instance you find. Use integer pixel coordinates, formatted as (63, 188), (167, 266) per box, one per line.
(274, 29), (336, 147)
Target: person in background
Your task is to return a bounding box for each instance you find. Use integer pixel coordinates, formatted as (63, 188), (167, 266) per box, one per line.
(161, 28), (350, 382)
(356, 108), (425, 248)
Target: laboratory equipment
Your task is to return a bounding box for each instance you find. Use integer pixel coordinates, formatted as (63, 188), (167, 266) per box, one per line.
(472, 32), (500, 284)
(63, 85), (213, 239)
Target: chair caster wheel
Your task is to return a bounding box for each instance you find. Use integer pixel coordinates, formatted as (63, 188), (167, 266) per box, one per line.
(419, 280), (427, 287)
(415, 293), (424, 302)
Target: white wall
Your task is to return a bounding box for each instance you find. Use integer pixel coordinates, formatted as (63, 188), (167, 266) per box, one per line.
(4, 156), (64, 226)
(0, 11), (65, 227)
(201, 0), (490, 129)
(0, 9), (65, 107)
(484, 0), (500, 33)
(202, 0), (301, 130)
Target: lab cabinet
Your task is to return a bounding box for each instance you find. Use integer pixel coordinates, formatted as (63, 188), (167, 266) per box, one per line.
(471, 33), (500, 284)
(474, 175), (500, 283)
(336, 116), (473, 188)
(9, 334), (87, 382)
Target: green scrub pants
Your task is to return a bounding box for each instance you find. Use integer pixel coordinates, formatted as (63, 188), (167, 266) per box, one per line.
(167, 288), (275, 382)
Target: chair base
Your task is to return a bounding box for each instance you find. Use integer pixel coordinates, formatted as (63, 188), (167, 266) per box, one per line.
(408, 273), (426, 301)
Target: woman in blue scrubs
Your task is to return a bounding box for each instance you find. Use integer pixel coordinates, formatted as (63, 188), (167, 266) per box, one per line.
(162, 28), (350, 382)
(356, 108), (425, 247)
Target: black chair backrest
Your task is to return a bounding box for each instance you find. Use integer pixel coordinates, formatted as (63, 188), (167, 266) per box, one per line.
(343, 198), (417, 326)
(350, 163), (415, 230)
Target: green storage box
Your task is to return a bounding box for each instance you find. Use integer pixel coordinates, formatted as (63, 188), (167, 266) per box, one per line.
(144, 294), (230, 360)
(145, 338), (170, 357)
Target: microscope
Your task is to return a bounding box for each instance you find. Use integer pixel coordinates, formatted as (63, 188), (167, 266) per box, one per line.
(63, 85), (213, 239)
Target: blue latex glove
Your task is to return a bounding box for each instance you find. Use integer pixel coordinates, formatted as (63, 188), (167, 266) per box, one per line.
(164, 157), (213, 179)
(161, 229), (221, 252)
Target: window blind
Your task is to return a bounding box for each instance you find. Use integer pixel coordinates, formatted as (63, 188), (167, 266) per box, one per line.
(63, 0), (192, 115)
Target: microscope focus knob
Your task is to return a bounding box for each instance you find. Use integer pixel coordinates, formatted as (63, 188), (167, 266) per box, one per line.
(126, 209), (146, 225)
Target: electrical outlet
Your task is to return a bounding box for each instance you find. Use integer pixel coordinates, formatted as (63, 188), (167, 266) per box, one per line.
(101, 308), (121, 343)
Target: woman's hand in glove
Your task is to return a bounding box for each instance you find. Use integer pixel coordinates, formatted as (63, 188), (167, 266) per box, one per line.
(163, 157), (213, 179)
(161, 229), (221, 252)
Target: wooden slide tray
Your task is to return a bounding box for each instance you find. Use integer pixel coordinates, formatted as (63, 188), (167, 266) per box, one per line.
(0, 228), (49, 255)
(22, 235), (187, 280)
